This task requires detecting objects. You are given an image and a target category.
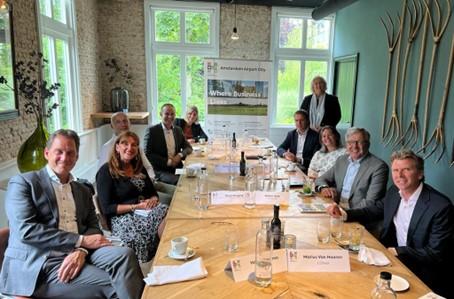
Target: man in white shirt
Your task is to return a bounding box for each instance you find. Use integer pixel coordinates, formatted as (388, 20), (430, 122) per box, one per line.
(98, 112), (175, 205)
(276, 110), (320, 173)
(327, 149), (453, 297)
(144, 103), (193, 185)
(0, 129), (144, 298)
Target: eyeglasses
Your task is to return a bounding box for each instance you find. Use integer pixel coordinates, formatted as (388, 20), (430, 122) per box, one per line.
(346, 140), (367, 146)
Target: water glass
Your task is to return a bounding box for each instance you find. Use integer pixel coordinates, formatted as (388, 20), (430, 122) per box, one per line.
(317, 220), (330, 244)
(349, 224), (364, 252)
(337, 227), (350, 249)
(224, 225), (239, 252)
(284, 234), (297, 249)
(196, 193), (210, 211)
(330, 216), (343, 239)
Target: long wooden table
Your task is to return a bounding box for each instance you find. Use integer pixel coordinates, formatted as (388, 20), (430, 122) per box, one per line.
(142, 140), (431, 298)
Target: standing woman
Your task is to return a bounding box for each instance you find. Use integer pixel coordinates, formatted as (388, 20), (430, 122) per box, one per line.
(174, 106), (208, 143)
(308, 126), (346, 179)
(96, 131), (168, 262)
(300, 76), (341, 132)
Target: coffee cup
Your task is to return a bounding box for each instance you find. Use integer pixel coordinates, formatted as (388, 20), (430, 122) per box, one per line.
(186, 167), (197, 177)
(193, 147), (203, 157)
(171, 236), (188, 255)
(287, 163), (296, 171)
(199, 138), (206, 145)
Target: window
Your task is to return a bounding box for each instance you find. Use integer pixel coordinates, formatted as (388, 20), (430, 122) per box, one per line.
(0, 5), (17, 120)
(271, 8), (334, 126)
(37, 0), (81, 132)
(145, 0), (219, 121)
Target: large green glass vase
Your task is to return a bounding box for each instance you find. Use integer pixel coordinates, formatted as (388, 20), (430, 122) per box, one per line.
(17, 121), (49, 173)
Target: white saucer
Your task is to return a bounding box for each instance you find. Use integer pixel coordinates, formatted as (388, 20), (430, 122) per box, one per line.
(375, 274), (409, 292)
(168, 247), (196, 260)
(298, 191), (314, 197)
(391, 274), (410, 292)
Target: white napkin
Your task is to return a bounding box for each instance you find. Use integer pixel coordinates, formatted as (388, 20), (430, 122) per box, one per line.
(144, 257), (208, 286)
(357, 245), (391, 266)
(418, 292), (446, 299)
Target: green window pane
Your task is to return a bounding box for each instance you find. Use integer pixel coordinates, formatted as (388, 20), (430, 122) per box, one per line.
(307, 19), (330, 50)
(276, 60), (301, 125)
(52, 0), (67, 24)
(155, 10), (180, 42)
(39, 0), (52, 18)
(55, 38), (69, 128)
(186, 56), (205, 121)
(303, 60), (327, 96)
(0, 14), (15, 112)
(279, 17), (302, 49)
(185, 12), (210, 44)
(156, 54), (181, 119)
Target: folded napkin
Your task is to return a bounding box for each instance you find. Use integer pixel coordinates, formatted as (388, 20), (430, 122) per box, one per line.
(357, 245), (391, 266)
(134, 210), (153, 217)
(144, 257), (208, 286)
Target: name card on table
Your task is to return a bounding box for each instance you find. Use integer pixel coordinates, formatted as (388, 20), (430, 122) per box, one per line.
(225, 249), (287, 282)
(287, 249), (350, 272)
(211, 191), (289, 206)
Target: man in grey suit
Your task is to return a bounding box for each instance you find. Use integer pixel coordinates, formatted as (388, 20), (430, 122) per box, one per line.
(0, 129), (144, 298)
(144, 103), (193, 185)
(315, 127), (388, 234)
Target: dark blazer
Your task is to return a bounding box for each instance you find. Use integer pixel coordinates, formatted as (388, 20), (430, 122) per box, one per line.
(300, 93), (341, 128)
(174, 118), (208, 142)
(144, 123), (193, 172)
(276, 128), (320, 171)
(0, 168), (101, 296)
(347, 184), (454, 296)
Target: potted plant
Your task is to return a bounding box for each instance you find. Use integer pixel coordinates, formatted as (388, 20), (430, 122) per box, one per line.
(104, 58), (133, 112)
(0, 51), (60, 172)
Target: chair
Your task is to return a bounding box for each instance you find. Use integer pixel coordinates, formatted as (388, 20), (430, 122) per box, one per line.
(0, 227), (30, 299)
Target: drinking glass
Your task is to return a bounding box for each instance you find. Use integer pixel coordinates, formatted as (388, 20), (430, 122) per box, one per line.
(337, 227), (350, 249)
(224, 225), (239, 252)
(349, 224), (364, 252)
(284, 234), (297, 249)
(244, 176), (256, 209)
(330, 216), (343, 239)
(317, 220), (330, 244)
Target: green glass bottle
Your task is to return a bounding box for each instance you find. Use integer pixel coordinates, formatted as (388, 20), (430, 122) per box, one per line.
(17, 121), (49, 173)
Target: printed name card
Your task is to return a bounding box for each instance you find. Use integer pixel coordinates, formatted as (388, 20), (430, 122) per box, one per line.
(211, 191), (289, 206)
(211, 191), (248, 205)
(225, 249), (287, 282)
(254, 191), (289, 206)
(287, 249), (350, 272)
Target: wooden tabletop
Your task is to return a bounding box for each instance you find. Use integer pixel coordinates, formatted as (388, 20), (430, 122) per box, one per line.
(142, 218), (430, 299)
(141, 140), (431, 298)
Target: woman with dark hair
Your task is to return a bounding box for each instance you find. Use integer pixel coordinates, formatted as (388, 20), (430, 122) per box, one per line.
(174, 106), (208, 143)
(308, 126), (346, 179)
(96, 131), (168, 262)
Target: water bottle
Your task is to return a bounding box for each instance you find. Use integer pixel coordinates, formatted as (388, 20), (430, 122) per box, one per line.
(255, 219), (272, 287)
(241, 129), (249, 147)
(256, 156), (265, 191)
(270, 150), (279, 184)
(371, 272), (397, 299)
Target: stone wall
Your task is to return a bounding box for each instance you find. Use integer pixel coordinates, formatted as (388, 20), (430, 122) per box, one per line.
(76, 0), (103, 130)
(98, 0), (147, 113)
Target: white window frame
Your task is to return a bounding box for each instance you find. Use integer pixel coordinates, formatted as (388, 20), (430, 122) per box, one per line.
(36, 0), (82, 132)
(144, 0), (219, 122)
(270, 7), (335, 128)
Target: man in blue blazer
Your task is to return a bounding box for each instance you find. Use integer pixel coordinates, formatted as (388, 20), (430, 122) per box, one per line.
(327, 149), (453, 297)
(0, 129), (144, 298)
(144, 103), (193, 185)
(277, 109), (320, 173)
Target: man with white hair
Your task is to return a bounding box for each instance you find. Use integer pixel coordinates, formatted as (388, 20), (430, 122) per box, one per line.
(98, 112), (175, 205)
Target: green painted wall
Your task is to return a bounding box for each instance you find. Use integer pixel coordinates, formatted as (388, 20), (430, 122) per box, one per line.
(334, 0), (454, 199)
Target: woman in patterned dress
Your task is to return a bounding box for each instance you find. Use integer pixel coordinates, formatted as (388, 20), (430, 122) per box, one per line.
(96, 131), (168, 262)
(308, 126), (346, 179)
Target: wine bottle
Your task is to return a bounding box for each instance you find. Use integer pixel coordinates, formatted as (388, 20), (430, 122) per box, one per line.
(239, 151), (246, 176)
(270, 204), (281, 249)
(232, 132), (237, 149)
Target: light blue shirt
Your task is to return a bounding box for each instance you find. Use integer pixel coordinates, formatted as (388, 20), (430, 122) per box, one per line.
(340, 156), (364, 199)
